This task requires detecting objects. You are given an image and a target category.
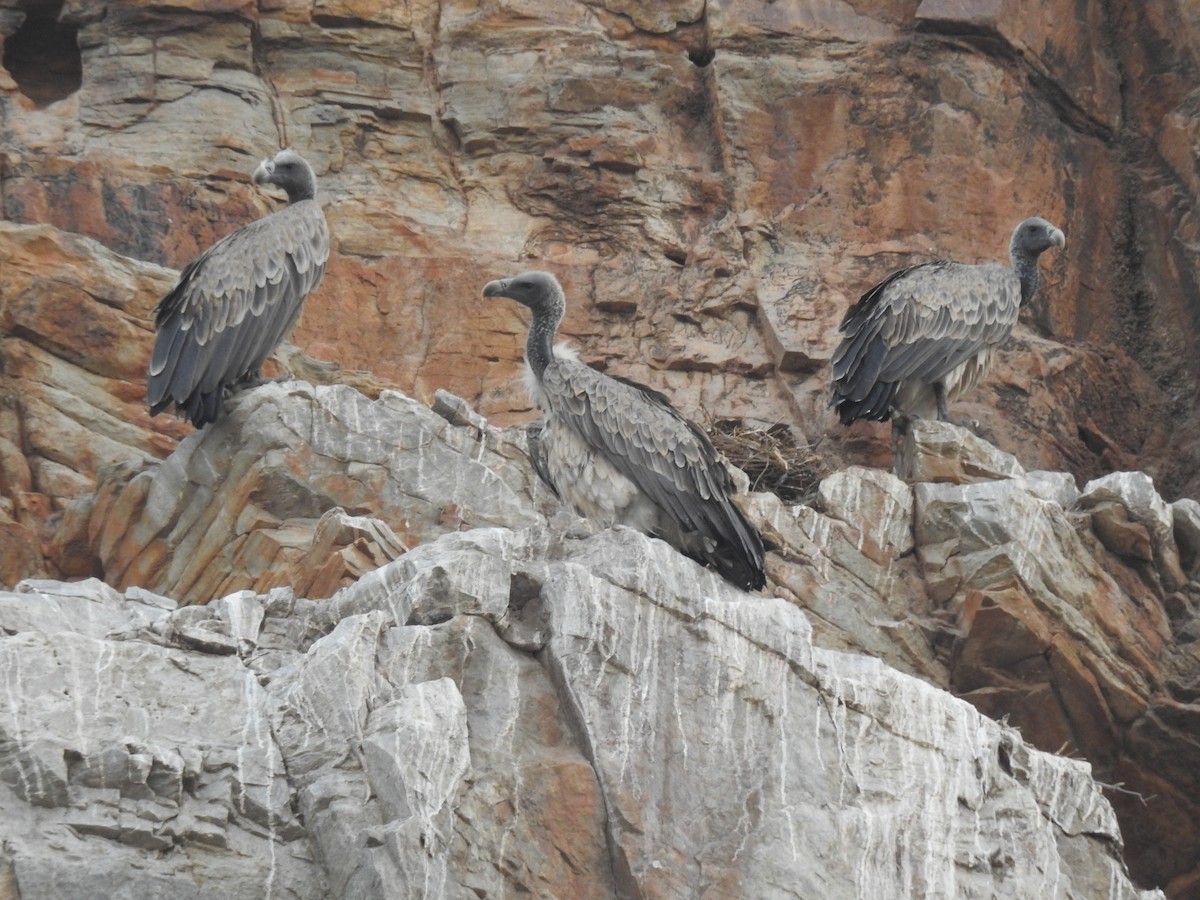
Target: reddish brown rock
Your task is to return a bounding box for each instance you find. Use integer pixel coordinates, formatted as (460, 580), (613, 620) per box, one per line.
(2, 0), (1200, 894)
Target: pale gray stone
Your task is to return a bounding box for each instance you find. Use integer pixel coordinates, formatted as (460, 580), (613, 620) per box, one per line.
(1173, 498), (1200, 578)
(169, 604), (239, 655)
(745, 488), (939, 681)
(361, 680), (471, 892)
(1, 577), (170, 639)
(912, 477), (1158, 699)
(431, 388), (490, 432)
(214, 590), (267, 653)
(0, 450), (1163, 900)
(362, 679), (470, 825)
(0, 625), (326, 898)
(89, 381), (546, 606)
(816, 465), (915, 556)
(896, 418), (1025, 484)
(543, 527), (1150, 900)
(1078, 471), (1185, 591)
(1020, 469), (1081, 507)
(328, 528), (516, 627)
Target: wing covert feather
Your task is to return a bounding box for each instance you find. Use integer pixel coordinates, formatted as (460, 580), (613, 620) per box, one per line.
(832, 259), (1021, 420)
(148, 198), (329, 425)
(541, 361), (759, 564)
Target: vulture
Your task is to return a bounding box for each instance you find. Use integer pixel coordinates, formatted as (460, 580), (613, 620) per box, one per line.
(484, 271), (766, 591)
(831, 217), (1065, 426)
(147, 149), (329, 427)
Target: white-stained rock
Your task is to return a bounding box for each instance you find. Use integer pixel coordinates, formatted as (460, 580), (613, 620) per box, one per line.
(1078, 471), (1186, 591)
(0, 577), (171, 639)
(896, 419), (1025, 485)
(1019, 469), (1081, 508)
(816, 465), (915, 557)
(78, 382), (544, 607)
(0, 597), (324, 898)
(0, 519), (1162, 899)
(0, 0), (1197, 890)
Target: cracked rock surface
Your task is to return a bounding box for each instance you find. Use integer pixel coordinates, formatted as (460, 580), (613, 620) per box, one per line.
(0, 528), (1159, 899)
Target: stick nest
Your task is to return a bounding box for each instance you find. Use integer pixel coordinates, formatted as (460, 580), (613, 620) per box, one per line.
(709, 421), (828, 505)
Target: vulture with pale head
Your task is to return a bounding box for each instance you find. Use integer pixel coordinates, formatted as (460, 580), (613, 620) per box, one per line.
(484, 271), (766, 591)
(147, 149), (329, 427)
(831, 217), (1065, 427)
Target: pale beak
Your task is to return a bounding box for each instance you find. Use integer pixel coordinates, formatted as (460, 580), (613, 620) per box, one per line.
(482, 279), (509, 298)
(252, 158), (274, 185)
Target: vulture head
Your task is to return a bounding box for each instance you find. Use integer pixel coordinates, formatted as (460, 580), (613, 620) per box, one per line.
(483, 270), (569, 378)
(1010, 217), (1066, 258)
(1009, 217), (1066, 304)
(482, 270), (566, 323)
(253, 149), (317, 204)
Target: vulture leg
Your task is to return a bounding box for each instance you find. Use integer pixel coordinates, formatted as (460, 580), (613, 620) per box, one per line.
(236, 369), (268, 390)
(933, 382), (981, 430)
(889, 414), (911, 467)
(934, 382), (950, 421)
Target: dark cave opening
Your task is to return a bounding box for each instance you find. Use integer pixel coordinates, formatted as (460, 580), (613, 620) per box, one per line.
(3, 0), (82, 107)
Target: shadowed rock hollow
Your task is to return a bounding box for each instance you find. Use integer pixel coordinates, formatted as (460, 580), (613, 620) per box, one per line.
(1, 0), (1200, 896)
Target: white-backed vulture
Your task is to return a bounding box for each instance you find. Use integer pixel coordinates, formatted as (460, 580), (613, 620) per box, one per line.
(147, 149), (330, 427)
(831, 217), (1065, 425)
(484, 271), (766, 591)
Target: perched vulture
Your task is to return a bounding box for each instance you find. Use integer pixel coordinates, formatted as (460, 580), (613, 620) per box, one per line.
(831, 217), (1065, 426)
(484, 271), (766, 591)
(147, 149), (329, 427)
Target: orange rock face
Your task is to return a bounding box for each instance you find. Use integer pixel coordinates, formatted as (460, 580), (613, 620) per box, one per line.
(3, 0), (1200, 894)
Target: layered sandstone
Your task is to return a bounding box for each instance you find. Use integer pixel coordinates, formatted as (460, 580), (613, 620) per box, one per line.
(2, 0), (1200, 895)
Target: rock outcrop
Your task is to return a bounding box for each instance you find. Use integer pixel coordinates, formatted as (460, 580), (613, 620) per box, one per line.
(3, 0), (1200, 896)
(56, 381), (545, 605)
(0, 382), (1193, 897)
(2, 0), (1199, 569)
(0, 525), (1162, 899)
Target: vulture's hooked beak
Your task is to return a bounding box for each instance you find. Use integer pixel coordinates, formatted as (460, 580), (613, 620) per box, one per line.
(252, 158), (275, 186)
(482, 279), (509, 299)
(1050, 227), (1066, 249)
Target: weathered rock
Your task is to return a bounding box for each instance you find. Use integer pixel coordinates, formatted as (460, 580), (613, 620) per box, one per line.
(1020, 469), (1081, 508)
(749, 486), (939, 683)
(896, 418), (1026, 484)
(1173, 498), (1200, 579)
(2, 0), (1199, 578)
(911, 464), (1200, 892)
(2, 357), (1198, 893)
(0, 580), (327, 899)
(1, 0), (1199, 893)
(0, 525), (1162, 900)
(61, 381), (544, 606)
(0, 222), (179, 585)
(1078, 471), (1187, 593)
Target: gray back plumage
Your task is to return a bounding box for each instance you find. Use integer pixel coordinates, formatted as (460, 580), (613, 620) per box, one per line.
(543, 359), (766, 590)
(483, 270), (766, 591)
(831, 218), (1064, 424)
(148, 151), (329, 427)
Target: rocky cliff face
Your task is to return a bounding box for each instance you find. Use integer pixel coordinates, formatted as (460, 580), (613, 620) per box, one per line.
(1, 0), (1199, 896)
(0, 389), (1180, 899)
